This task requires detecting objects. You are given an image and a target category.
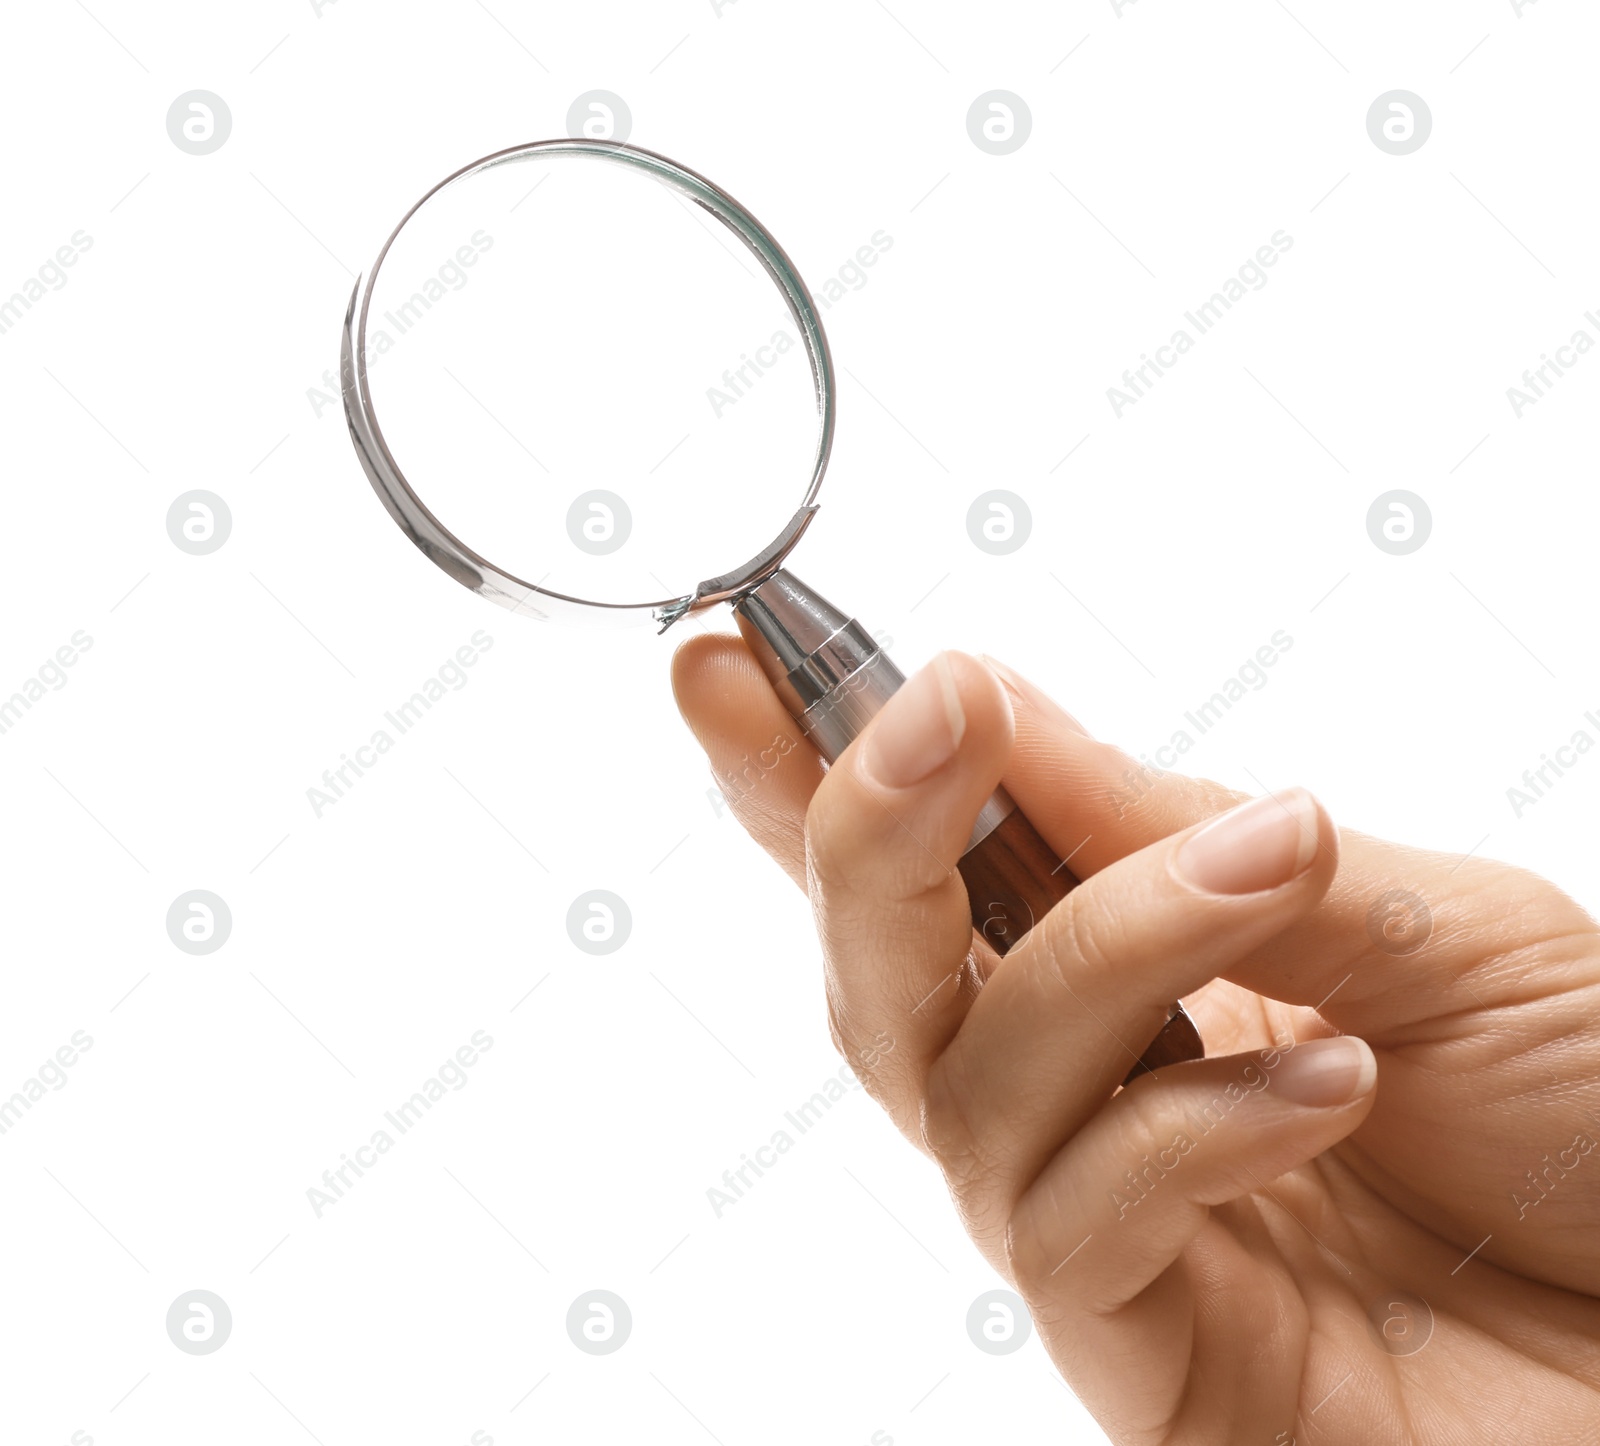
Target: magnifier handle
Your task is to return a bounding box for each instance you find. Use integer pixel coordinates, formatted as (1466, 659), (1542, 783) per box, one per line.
(732, 571), (1203, 1087)
(957, 806), (1203, 1084)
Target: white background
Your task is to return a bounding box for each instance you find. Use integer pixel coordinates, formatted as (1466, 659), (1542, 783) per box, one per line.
(2, 1), (1597, 1443)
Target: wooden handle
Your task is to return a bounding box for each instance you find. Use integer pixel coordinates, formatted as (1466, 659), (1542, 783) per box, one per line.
(957, 807), (1203, 1087)
(726, 570), (1203, 1086)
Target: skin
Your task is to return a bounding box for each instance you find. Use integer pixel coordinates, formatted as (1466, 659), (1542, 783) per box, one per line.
(672, 635), (1600, 1446)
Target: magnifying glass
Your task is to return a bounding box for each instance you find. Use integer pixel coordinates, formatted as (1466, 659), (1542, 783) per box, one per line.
(339, 137), (1200, 1083)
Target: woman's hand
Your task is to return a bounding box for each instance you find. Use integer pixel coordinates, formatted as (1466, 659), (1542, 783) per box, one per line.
(672, 636), (1600, 1445)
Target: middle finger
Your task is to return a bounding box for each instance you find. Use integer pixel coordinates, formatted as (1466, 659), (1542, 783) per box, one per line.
(923, 788), (1338, 1255)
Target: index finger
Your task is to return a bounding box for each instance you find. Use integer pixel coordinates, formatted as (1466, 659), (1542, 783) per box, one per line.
(671, 631), (825, 888)
(984, 655), (1594, 1041)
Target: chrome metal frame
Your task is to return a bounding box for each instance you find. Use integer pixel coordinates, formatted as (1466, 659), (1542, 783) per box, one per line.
(340, 138), (834, 629)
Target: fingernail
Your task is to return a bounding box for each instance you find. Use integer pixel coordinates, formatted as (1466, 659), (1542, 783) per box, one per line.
(1175, 789), (1320, 894)
(1270, 1036), (1377, 1107)
(864, 653), (966, 788)
(980, 656), (1089, 736)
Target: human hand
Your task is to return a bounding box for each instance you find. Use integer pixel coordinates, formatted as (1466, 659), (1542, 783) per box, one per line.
(672, 635), (1600, 1445)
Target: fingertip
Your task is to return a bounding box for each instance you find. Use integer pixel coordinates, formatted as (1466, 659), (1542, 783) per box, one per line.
(1301, 791), (1342, 901)
(668, 630), (795, 763)
(668, 630), (748, 713)
(668, 630), (825, 882)
(1170, 787), (1339, 899)
(945, 649), (1015, 752)
(855, 650), (1013, 792)
(1269, 1034), (1377, 1108)
(980, 654), (1090, 737)
(1272, 786), (1342, 901)
(1310, 790), (1340, 868)
(669, 632), (799, 760)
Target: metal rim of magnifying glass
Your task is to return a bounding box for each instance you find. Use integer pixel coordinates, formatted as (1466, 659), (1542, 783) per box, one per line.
(341, 138), (834, 630)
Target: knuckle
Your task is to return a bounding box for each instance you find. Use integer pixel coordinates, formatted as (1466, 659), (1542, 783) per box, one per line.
(823, 992), (852, 1063)
(804, 781), (882, 900)
(803, 773), (951, 905)
(1037, 892), (1128, 994)
(802, 788), (852, 896)
(921, 1051), (1008, 1203)
(1002, 1214), (1042, 1294)
(1003, 1187), (1065, 1291)
(823, 990), (877, 1082)
(824, 992), (920, 1129)
(1003, 1156), (1101, 1294)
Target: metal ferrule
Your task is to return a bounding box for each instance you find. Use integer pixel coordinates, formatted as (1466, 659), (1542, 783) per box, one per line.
(800, 646), (904, 761)
(734, 570), (1014, 855)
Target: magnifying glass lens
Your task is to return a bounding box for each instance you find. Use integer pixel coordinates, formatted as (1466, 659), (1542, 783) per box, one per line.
(362, 156), (820, 606)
